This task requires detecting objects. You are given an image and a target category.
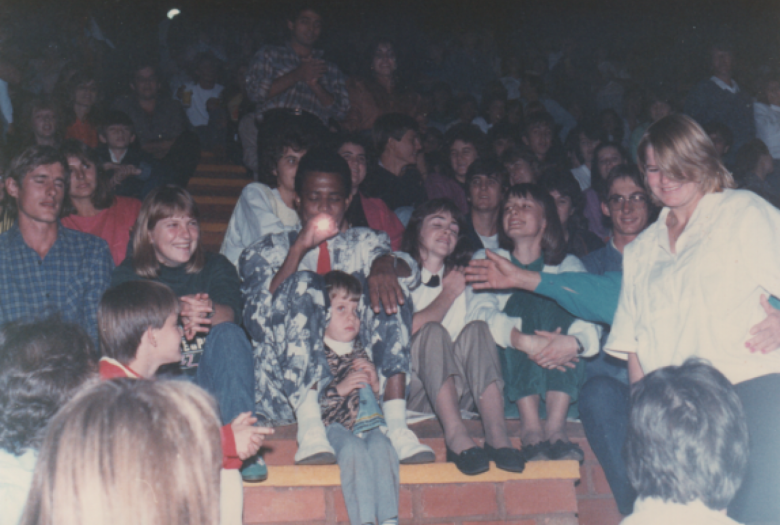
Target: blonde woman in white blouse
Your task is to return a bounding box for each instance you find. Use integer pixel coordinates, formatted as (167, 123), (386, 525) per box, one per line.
(606, 114), (780, 524)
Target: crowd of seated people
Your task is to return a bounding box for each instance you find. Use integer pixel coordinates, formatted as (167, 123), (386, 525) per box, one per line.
(3, 1), (780, 524)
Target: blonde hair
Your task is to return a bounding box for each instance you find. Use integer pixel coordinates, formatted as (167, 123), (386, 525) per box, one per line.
(637, 114), (734, 199)
(131, 185), (205, 279)
(20, 379), (222, 525)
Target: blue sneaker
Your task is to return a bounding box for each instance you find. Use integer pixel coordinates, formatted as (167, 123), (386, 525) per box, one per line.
(241, 456), (268, 483)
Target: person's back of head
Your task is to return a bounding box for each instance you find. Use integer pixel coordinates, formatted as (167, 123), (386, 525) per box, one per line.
(0, 319), (96, 456)
(98, 281), (180, 365)
(625, 358), (749, 511)
(20, 378), (222, 525)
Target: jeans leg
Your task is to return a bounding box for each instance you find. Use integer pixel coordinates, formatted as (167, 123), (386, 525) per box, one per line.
(579, 375), (635, 515)
(196, 322), (255, 425)
(327, 423), (376, 525)
(729, 374), (780, 524)
(366, 428), (399, 523)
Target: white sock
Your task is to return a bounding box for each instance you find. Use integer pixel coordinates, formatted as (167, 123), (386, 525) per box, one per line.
(380, 518), (398, 525)
(295, 388), (324, 442)
(383, 398), (408, 434)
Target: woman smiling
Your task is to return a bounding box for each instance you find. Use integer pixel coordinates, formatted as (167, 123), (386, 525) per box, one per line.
(466, 184), (600, 462)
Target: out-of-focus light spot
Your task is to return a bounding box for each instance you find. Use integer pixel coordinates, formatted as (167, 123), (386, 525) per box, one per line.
(167, 9), (181, 20)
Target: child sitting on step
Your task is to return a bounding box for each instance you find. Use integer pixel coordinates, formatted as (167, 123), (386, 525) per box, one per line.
(97, 281), (273, 524)
(319, 271), (400, 525)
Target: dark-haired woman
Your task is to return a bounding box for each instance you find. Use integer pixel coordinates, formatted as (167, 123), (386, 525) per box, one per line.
(336, 134), (405, 250)
(62, 69), (102, 148)
(60, 140), (140, 265)
(342, 40), (421, 132)
(402, 198), (524, 475)
(467, 184), (600, 462)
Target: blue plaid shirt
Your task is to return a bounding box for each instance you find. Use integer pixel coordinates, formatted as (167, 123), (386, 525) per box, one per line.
(246, 43), (349, 124)
(0, 223), (114, 344)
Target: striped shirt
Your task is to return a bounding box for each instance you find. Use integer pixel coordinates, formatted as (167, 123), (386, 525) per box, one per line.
(246, 43), (349, 124)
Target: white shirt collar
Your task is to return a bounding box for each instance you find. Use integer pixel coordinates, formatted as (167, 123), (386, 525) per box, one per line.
(324, 336), (355, 356)
(109, 149), (127, 163)
(421, 265), (444, 286)
(710, 76), (739, 94)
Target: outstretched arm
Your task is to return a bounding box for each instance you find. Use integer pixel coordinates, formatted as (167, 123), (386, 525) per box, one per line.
(466, 250), (622, 325)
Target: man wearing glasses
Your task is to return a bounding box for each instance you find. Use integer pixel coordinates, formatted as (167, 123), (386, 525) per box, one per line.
(581, 165), (653, 276)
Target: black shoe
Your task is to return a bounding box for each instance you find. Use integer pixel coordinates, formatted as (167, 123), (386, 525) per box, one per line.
(446, 446), (490, 476)
(483, 443), (526, 473)
(520, 440), (551, 462)
(547, 440), (584, 464)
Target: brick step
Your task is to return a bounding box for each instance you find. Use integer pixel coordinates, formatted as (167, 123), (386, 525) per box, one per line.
(249, 420), (622, 525)
(244, 463), (580, 525)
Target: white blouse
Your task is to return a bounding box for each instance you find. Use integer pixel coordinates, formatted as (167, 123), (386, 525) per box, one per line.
(606, 189), (780, 384)
(220, 183), (300, 267)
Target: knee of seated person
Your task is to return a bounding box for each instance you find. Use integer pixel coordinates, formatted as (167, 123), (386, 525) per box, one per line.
(419, 321), (449, 340)
(338, 435), (371, 463)
(206, 323), (252, 351)
(580, 375), (625, 410)
(461, 320), (491, 339)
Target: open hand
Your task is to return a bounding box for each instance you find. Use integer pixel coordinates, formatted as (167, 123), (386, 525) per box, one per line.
(465, 250), (539, 291)
(747, 294), (780, 354)
(230, 412), (275, 460)
(368, 255), (405, 315)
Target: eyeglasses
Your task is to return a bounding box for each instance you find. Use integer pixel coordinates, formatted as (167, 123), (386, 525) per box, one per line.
(607, 193), (648, 209)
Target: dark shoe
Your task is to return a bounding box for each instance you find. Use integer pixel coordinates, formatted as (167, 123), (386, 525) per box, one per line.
(521, 440), (551, 462)
(241, 456), (268, 482)
(484, 443), (526, 473)
(547, 440), (584, 464)
(446, 446), (490, 476)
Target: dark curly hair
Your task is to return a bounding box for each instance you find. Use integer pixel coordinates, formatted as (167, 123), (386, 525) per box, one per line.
(401, 198), (473, 270)
(0, 318), (96, 455)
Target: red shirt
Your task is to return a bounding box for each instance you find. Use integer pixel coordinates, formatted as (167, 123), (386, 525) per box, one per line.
(65, 118), (99, 149)
(98, 357), (241, 469)
(61, 197), (142, 266)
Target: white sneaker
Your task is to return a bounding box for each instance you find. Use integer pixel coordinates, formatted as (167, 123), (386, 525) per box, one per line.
(295, 426), (336, 465)
(386, 427), (435, 464)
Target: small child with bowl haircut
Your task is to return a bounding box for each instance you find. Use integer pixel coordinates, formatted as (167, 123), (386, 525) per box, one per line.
(321, 270), (400, 525)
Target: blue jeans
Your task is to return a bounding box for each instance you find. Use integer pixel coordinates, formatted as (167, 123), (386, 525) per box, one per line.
(196, 322), (255, 425)
(729, 373), (780, 524)
(327, 423), (399, 525)
(579, 375), (635, 515)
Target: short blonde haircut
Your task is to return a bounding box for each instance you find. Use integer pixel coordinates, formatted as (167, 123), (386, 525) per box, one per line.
(131, 185), (205, 279)
(637, 114), (734, 199)
(20, 379), (222, 525)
